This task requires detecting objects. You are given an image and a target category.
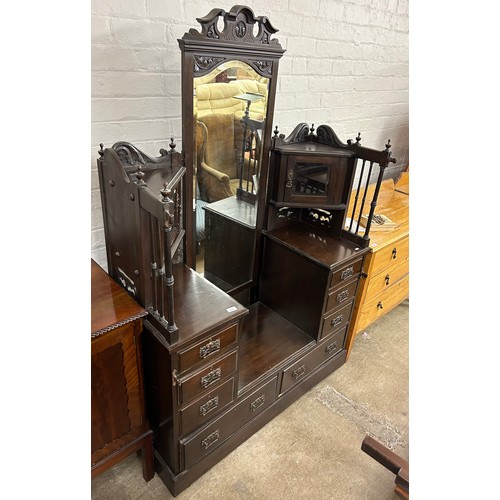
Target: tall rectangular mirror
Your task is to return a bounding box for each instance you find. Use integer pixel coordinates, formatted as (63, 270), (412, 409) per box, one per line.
(178, 6), (285, 301)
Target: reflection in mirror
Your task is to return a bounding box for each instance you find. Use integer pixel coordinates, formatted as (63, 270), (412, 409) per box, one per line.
(193, 61), (269, 298)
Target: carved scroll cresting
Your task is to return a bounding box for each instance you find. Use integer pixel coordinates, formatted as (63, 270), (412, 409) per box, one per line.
(189, 5), (281, 46)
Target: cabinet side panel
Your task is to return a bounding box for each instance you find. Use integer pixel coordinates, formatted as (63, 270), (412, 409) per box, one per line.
(259, 237), (327, 338)
(141, 325), (175, 471)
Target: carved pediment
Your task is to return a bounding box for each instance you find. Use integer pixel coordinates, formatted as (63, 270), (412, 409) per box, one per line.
(188, 5), (281, 47)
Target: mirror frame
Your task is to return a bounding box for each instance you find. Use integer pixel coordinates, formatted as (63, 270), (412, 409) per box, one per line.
(178, 5), (285, 275)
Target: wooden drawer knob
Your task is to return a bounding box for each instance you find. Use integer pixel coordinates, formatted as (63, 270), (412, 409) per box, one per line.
(377, 301), (384, 310)
(392, 248), (397, 259)
(385, 274), (390, 286)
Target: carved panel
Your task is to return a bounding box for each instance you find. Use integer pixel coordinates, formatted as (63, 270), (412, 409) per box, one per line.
(188, 6), (281, 46)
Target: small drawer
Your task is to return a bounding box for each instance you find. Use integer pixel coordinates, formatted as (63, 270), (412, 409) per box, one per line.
(280, 326), (347, 394)
(320, 300), (354, 340)
(329, 258), (363, 289)
(179, 377), (235, 437)
(181, 376), (278, 468)
(325, 279), (359, 314)
(370, 236), (409, 276)
(177, 323), (238, 373)
(177, 349), (237, 406)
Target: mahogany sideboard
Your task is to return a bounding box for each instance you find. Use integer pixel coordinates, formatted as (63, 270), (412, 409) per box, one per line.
(345, 174), (409, 357)
(91, 259), (154, 481)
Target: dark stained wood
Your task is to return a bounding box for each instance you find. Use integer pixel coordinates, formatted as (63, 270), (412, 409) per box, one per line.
(237, 302), (314, 391)
(94, 5), (394, 497)
(203, 198), (256, 292)
(154, 349), (347, 497)
(264, 221), (369, 270)
(91, 259), (153, 482)
(178, 5), (285, 274)
(361, 435), (409, 499)
(169, 263), (248, 345)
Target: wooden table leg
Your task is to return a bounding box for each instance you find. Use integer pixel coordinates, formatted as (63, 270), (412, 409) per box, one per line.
(141, 431), (155, 481)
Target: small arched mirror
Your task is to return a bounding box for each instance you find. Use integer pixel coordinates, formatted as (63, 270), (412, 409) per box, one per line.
(179, 5), (285, 302)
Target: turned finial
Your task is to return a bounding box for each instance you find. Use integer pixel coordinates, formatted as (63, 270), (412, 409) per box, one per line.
(356, 132), (361, 144)
(385, 139), (392, 151)
(98, 143), (104, 157)
(169, 137), (176, 152)
(134, 164), (146, 186)
(274, 125), (279, 136)
(161, 184), (172, 202)
(310, 123), (315, 134)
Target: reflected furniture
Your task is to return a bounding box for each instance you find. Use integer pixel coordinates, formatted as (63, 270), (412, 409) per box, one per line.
(91, 259), (154, 481)
(202, 196), (256, 296)
(97, 5), (400, 496)
(345, 174), (409, 358)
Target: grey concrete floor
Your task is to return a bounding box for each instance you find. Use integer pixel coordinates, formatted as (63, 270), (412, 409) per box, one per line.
(92, 301), (409, 500)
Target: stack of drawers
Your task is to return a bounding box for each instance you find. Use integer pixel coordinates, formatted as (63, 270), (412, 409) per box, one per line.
(174, 323), (239, 446)
(346, 175), (409, 357)
(355, 235), (409, 331)
(173, 321), (278, 470)
(279, 255), (364, 395)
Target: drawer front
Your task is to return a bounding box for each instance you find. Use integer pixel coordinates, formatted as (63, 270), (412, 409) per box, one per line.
(357, 274), (409, 332)
(329, 258), (363, 289)
(365, 258), (409, 299)
(320, 300), (354, 340)
(325, 279), (359, 315)
(178, 350), (237, 405)
(182, 376), (278, 468)
(280, 326), (348, 394)
(177, 323), (238, 373)
(370, 236), (409, 277)
(179, 377), (235, 437)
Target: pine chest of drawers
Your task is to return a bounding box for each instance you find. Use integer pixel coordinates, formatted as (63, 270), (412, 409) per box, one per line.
(345, 176), (409, 357)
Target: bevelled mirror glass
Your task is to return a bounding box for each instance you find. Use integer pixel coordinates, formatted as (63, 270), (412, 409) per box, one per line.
(179, 5), (285, 302)
(193, 61), (269, 294)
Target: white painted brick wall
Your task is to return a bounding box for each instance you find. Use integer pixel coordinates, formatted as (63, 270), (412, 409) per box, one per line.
(91, 0), (409, 268)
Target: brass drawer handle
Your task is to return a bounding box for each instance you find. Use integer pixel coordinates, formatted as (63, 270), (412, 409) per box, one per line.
(199, 396), (219, 416)
(201, 429), (220, 450)
(340, 267), (354, 281)
(325, 341), (338, 355)
(200, 368), (221, 389)
(392, 247), (397, 259)
(377, 301), (384, 310)
(199, 338), (221, 359)
(250, 395), (266, 412)
(292, 364), (307, 380)
(385, 274), (390, 286)
(331, 314), (343, 328)
(336, 290), (349, 303)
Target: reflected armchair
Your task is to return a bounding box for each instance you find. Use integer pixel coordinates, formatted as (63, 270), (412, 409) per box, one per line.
(196, 114), (259, 203)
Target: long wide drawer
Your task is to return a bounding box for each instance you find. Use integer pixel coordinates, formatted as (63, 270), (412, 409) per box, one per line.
(177, 349), (238, 406)
(280, 326), (348, 395)
(177, 323), (238, 374)
(181, 375), (278, 469)
(179, 377), (235, 437)
(357, 274), (409, 332)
